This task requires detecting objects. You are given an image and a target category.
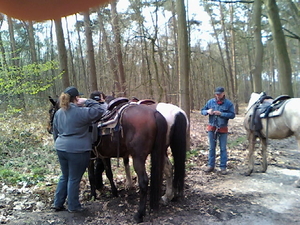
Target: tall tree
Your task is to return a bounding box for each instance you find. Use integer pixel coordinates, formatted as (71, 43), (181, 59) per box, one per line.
(111, 1), (126, 96)
(266, 0), (293, 96)
(25, 21), (37, 63)
(7, 16), (19, 67)
(219, 2), (234, 99)
(0, 15), (8, 71)
(206, 5), (229, 91)
(229, 4), (238, 113)
(97, 9), (122, 94)
(83, 11), (98, 92)
(65, 17), (78, 88)
(75, 14), (87, 90)
(54, 18), (70, 88)
(252, 0), (263, 93)
(176, 0), (190, 144)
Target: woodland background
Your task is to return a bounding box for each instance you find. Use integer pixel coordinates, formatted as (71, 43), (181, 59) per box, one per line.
(1, 1), (300, 222)
(0, 0), (299, 115)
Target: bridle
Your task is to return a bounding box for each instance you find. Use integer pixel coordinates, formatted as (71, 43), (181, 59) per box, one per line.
(48, 96), (59, 134)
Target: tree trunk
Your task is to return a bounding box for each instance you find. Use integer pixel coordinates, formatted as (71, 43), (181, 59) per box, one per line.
(75, 14), (87, 91)
(54, 19), (70, 88)
(97, 9), (122, 94)
(229, 5), (239, 114)
(252, 0), (263, 93)
(83, 10), (98, 92)
(176, 0), (190, 137)
(26, 21), (37, 63)
(266, 0), (293, 96)
(7, 16), (19, 67)
(171, 0), (179, 103)
(206, 6), (229, 91)
(111, 1), (126, 96)
(0, 19), (8, 72)
(65, 17), (78, 87)
(219, 2), (234, 99)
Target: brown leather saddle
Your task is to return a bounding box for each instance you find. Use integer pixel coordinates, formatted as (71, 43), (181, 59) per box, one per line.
(97, 97), (130, 135)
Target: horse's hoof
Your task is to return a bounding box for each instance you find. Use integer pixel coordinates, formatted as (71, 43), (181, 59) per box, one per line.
(294, 180), (300, 188)
(90, 195), (97, 201)
(96, 184), (104, 190)
(134, 213), (143, 223)
(125, 181), (133, 189)
(160, 195), (170, 205)
(243, 169), (253, 176)
(111, 190), (118, 197)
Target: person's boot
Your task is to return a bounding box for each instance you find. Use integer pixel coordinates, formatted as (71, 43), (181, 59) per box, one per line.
(220, 168), (227, 175)
(204, 166), (214, 173)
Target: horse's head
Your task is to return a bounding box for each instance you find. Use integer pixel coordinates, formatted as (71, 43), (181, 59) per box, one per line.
(246, 93), (261, 112)
(47, 96), (59, 134)
(246, 92), (272, 112)
(105, 95), (115, 104)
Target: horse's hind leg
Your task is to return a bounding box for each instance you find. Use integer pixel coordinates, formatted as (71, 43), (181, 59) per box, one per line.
(132, 159), (148, 223)
(245, 132), (256, 176)
(123, 157), (133, 189)
(293, 138), (300, 188)
(261, 137), (268, 173)
(161, 155), (174, 205)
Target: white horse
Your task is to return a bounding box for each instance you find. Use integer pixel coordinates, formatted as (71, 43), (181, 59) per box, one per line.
(243, 92), (300, 187)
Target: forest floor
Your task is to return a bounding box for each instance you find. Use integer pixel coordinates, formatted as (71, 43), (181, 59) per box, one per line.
(2, 110), (300, 224)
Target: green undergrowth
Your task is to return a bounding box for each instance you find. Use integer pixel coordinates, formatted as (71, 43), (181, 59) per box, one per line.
(0, 107), (59, 187)
(228, 135), (247, 148)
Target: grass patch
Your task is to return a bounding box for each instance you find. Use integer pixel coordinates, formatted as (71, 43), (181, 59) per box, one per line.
(0, 108), (59, 187)
(228, 135), (247, 148)
(186, 148), (199, 160)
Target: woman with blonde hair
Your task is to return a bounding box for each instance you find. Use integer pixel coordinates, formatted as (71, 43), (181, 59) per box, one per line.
(52, 86), (106, 213)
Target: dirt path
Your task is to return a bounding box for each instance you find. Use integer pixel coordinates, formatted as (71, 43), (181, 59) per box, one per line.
(3, 112), (300, 224)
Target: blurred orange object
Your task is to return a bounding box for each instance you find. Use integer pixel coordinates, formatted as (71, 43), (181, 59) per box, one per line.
(0, 0), (112, 21)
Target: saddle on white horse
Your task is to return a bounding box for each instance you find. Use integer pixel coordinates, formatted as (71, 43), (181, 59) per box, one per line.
(251, 94), (291, 133)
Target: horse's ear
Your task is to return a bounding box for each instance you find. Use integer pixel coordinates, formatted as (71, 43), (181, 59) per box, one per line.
(48, 96), (56, 106)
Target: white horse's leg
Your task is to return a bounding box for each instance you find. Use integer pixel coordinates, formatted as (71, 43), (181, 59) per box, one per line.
(245, 132), (256, 176)
(294, 138), (300, 188)
(261, 137), (268, 173)
(123, 157), (133, 189)
(161, 156), (174, 205)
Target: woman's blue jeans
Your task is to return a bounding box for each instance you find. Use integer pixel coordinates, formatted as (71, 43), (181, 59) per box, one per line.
(207, 131), (228, 169)
(54, 150), (90, 211)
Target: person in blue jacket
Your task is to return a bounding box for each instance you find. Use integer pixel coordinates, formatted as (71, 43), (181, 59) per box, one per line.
(201, 87), (235, 175)
(52, 86), (106, 213)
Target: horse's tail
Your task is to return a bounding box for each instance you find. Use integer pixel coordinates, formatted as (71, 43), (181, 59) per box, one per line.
(170, 112), (188, 198)
(150, 111), (167, 210)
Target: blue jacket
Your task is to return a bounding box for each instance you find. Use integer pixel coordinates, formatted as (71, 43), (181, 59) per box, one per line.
(201, 98), (235, 128)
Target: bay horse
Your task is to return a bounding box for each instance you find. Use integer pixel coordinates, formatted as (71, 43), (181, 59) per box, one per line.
(244, 92), (300, 187)
(94, 97), (189, 204)
(75, 96), (188, 207)
(48, 97), (168, 223)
